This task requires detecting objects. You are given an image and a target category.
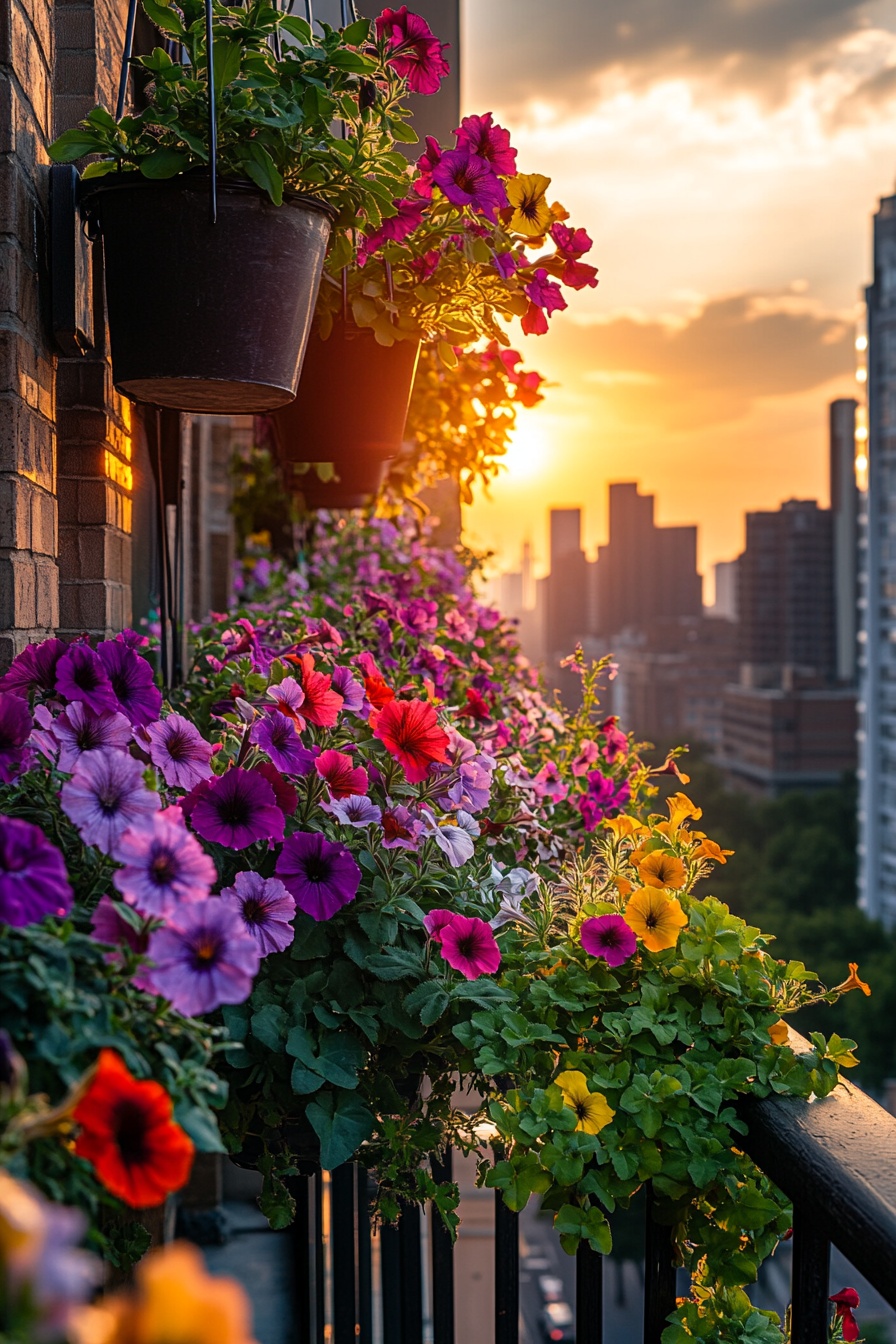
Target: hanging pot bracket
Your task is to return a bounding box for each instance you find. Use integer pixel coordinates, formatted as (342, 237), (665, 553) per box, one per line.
(49, 164), (98, 357)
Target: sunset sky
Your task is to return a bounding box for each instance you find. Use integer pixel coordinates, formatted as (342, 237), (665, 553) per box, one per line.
(459, 0), (896, 597)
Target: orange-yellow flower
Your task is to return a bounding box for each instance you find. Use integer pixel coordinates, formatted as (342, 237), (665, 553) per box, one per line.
(637, 851), (687, 890)
(70, 1242), (257, 1344)
(691, 838), (734, 864)
(624, 888), (688, 953)
(603, 816), (643, 842)
(506, 173), (552, 236)
(554, 1070), (615, 1135)
(833, 963), (871, 997)
(767, 1020), (790, 1046)
(666, 792), (702, 832)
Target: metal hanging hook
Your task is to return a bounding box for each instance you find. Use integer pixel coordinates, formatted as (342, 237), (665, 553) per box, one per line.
(205, 0), (217, 224)
(304, 0), (313, 26)
(115, 0), (140, 120)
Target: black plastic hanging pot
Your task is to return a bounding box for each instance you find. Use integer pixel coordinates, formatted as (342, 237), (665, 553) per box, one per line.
(82, 175), (335, 413)
(270, 319), (421, 479)
(287, 455), (390, 511)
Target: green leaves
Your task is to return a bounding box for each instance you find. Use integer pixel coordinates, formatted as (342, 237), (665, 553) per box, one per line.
(286, 1025), (367, 1090)
(306, 1092), (374, 1170)
(239, 142), (284, 206)
(139, 148), (191, 179)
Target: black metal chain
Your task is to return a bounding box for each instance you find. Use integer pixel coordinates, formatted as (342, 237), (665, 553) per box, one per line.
(115, 0), (140, 120)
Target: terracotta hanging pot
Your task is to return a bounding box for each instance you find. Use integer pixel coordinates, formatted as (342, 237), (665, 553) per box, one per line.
(82, 175), (335, 413)
(270, 318), (421, 486)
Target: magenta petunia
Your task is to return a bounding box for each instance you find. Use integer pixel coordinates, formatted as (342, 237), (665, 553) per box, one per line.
(315, 748), (368, 799)
(55, 644), (119, 715)
(251, 710), (314, 775)
(525, 268), (568, 315)
(219, 871), (296, 956)
(96, 639), (162, 726)
(0, 691), (32, 783)
(439, 914), (501, 980)
(0, 815), (73, 927)
(90, 894), (154, 991)
(145, 898), (261, 1016)
(413, 135), (443, 198)
(454, 112), (517, 175)
(432, 149), (507, 218)
(362, 197), (427, 257)
(38, 701), (132, 773)
(253, 761), (301, 814)
(60, 749), (160, 855)
(113, 811), (216, 916)
(275, 831), (361, 922)
(423, 908), (455, 943)
(190, 767), (285, 851)
(145, 713), (215, 790)
(0, 637), (66, 697)
(375, 5), (450, 95)
(580, 914), (637, 968)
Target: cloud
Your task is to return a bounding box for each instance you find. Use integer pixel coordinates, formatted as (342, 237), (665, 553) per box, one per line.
(549, 291), (855, 429)
(465, 0), (896, 114)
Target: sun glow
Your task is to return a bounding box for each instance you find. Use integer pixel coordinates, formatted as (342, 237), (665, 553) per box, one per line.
(502, 419), (549, 482)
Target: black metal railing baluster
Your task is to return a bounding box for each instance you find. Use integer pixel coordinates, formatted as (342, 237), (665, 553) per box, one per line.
(314, 1170), (325, 1344)
(331, 1164), (357, 1344)
(289, 1176), (312, 1344)
(399, 1200), (424, 1344)
(494, 1193), (519, 1344)
(790, 1204), (830, 1344)
(576, 1241), (603, 1344)
(430, 1150), (455, 1344)
(357, 1168), (373, 1344)
(643, 1184), (677, 1344)
(381, 1218), (402, 1343)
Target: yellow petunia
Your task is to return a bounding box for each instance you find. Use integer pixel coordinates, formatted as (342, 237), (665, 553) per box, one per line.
(832, 963), (871, 997)
(767, 1020), (790, 1046)
(624, 888), (688, 953)
(603, 815), (644, 842)
(666, 792), (702, 832)
(554, 1070), (615, 1135)
(637, 851), (687, 890)
(691, 837), (734, 864)
(506, 173), (553, 237)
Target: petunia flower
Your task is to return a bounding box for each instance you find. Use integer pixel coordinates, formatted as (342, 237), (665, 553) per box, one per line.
(490, 867), (538, 930)
(60, 749), (160, 855)
(113, 812), (216, 916)
(581, 914), (637, 968)
(73, 1049), (194, 1207)
(324, 794), (383, 827)
(525, 268), (567, 316)
(423, 908), (456, 943)
(554, 1070), (615, 1135)
(829, 1288), (861, 1342)
(96, 640), (162, 726)
(691, 837), (734, 864)
(331, 665), (365, 715)
(578, 775), (631, 831)
(37, 700), (131, 773)
(599, 716), (628, 762)
(189, 768), (285, 850)
(624, 888), (688, 953)
(266, 676), (305, 725)
(432, 149), (508, 218)
(55, 644), (118, 715)
(275, 831), (361, 921)
(833, 963), (872, 997)
(421, 808), (478, 867)
(220, 871), (296, 956)
(454, 112), (517, 175)
(439, 914), (500, 979)
(413, 134), (442, 197)
(315, 748), (369, 799)
(292, 655), (343, 728)
(767, 1019), (790, 1046)
(371, 698), (450, 783)
(0, 815), (73, 927)
(571, 740), (600, 776)
(637, 851), (687, 890)
(381, 805), (424, 849)
(0, 637), (66, 697)
(0, 691), (32, 783)
(375, 4), (450, 95)
(533, 760), (567, 803)
(145, 713), (214, 790)
(505, 172), (552, 237)
(146, 899), (261, 1016)
(90, 895), (153, 991)
(0, 1170), (101, 1332)
(252, 762), (302, 816)
(251, 710), (314, 775)
(361, 197), (427, 256)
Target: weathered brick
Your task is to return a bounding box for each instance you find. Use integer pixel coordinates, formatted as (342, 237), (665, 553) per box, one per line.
(0, 240), (41, 333)
(59, 577), (108, 631)
(34, 554), (57, 627)
(0, 474), (32, 549)
(55, 8), (95, 51)
(56, 357), (107, 408)
(0, 155), (35, 238)
(30, 485), (55, 554)
(0, 551), (37, 627)
(0, 396), (54, 484)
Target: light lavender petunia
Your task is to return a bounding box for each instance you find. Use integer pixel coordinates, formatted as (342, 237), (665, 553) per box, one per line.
(145, 898), (261, 1016)
(60, 748), (160, 855)
(145, 713), (215, 790)
(220, 871), (296, 956)
(323, 794), (383, 827)
(113, 811), (216, 916)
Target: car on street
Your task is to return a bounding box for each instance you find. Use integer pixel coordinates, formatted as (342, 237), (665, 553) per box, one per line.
(539, 1299), (575, 1342)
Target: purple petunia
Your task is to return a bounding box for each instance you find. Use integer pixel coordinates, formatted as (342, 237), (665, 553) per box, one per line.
(0, 815), (73, 927)
(190, 767), (285, 850)
(54, 644), (119, 715)
(145, 713), (215, 790)
(580, 914), (637, 968)
(0, 692), (32, 783)
(251, 710), (315, 775)
(220, 871), (296, 956)
(96, 640), (162, 726)
(324, 794), (383, 828)
(577, 774), (632, 832)
(381, 805), (424, 850)
(432, 149), (508, 218)
(0, 637), (66, 697)
(331, 665), (365, 716)
(35, 701), (132, 773)
(113, 810), (216, 916)
(60, 748), (160, 854)
(90, 894), (154, 991)
(275, 831), (361, 922)
(145, 898), (261, 1016)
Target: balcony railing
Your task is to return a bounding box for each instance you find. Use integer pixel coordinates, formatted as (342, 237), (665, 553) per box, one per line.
(250, 1034), (896, 1344)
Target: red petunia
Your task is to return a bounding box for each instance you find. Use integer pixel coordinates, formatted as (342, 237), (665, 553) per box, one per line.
(830, 1289), (860, 1342)
(294, 654), (343, 728)
(73, 1049), (194, 1208)
(460, 687), (491, 721)
(315, 749), (369, 799)
(371, 698), (450, 783)
(364, 674), (395, 710)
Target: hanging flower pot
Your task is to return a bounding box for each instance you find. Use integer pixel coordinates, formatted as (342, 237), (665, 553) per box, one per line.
(82, 176), (335, 414)
(270, 320), (421, 483)
(286, 457), (390, 512)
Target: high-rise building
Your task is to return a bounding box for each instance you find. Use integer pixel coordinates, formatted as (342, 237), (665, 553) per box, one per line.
(711, 560), (739, 622)
(830, 398), (859, 684)
(859, 193), (896, 927)
(595, 483), (702, 636)
(545, 508), (588, 662)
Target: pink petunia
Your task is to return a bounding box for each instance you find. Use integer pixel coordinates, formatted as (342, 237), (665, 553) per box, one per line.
(432, 149), (508, 219)
(315, 749), (369, 799)
(580, 914), (637, 969)
(439, 914), (501, 980)
(375, 5), (450, 95)
(454, 112), (517, 175)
